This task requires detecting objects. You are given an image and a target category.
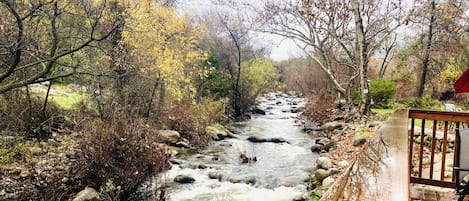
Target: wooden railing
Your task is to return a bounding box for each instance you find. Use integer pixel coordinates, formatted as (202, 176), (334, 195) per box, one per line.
(408, 109), (469, 188)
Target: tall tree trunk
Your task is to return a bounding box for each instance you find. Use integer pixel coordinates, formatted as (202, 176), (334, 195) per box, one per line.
(418, 0), (436, 98)
(110, 2), (126, 108)
(353, 0), (371, 116)
(234, 41), (242, 116)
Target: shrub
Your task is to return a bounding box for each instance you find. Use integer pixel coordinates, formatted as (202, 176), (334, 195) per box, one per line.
(396, 97), (442, 109)
(302, 94), (338, 124)
(160, 99), (228, 146)
(369, 79), (396, 108)
(75, 113), (169, 200)
(0, 89), (67, 139)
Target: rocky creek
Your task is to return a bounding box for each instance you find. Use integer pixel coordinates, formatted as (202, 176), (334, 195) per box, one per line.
(154, 92), (319, 201)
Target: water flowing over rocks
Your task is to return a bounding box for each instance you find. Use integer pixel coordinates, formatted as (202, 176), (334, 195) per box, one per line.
(150, 92), (319, 201)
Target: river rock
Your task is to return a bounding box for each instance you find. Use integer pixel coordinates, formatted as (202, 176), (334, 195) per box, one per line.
(171, 138), (190, 149)
(252, 108), (266, 115)
(169, 159), (183, 165)
(353, 134), (367, 146)
(229, 176), (256, 185)
(317, 157), (332, 170)
(291, 108), (300, 113)
(311, 144), (323, 152)
(292, 192), (309, 201)
(205, 124), (236, 141)
(72, 187), (101, 201)
(276, 178), (296, 187)
(247, 136), (288, 143)
(338, 160), (350, 169)
(322, 177), (335, 188)
(321, 122), (343, 132)
(174, 175), (195, 184)
(158, 130), (180, 144)
(314, 169), (331, 182)
(208, 171), (223, 180)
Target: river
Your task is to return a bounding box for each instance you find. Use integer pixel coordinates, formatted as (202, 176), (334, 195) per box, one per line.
(157, 92), (318, 201)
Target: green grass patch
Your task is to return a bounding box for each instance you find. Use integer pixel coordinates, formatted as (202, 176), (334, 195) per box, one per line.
(371, 108), (395, 115)
(51, 93), (85, 110)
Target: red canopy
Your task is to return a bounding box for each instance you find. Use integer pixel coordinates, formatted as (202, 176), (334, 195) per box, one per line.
(454, 68), (469, 94)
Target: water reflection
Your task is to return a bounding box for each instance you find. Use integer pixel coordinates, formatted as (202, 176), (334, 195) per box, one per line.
(321, 109), (409, 201)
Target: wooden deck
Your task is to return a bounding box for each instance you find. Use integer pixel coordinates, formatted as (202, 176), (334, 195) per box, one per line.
(321, 109), (468, 200)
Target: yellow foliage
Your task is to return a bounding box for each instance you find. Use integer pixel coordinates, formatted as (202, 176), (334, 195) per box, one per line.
(122, 0), (209, 102)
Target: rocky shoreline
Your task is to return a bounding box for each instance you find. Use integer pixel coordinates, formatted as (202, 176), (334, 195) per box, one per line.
(300, 112), (384, 199)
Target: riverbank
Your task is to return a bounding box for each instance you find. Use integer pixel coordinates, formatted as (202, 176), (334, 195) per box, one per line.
(300, 99), (387, 199)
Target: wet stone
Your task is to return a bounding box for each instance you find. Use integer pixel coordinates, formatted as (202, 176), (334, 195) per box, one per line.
(174, 175), (195, 184)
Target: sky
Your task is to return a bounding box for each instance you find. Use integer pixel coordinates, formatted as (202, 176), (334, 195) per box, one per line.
(178, 0), (304, 61)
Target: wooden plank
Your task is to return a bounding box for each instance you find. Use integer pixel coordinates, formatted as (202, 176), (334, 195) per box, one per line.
(410, 177), (455, 188)
(430, 120), (437, 179)
(419, 119), (426, 177)
(441, 122), (449, 180)
(320, 109), (409, 201)
(409, 118), (415, 181)
(409, 110), (469, 123)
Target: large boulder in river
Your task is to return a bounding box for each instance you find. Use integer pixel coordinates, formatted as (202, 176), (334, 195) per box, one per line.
(252, 107), (266, 115)
(158, 130), (180, 144)
(208, 171), (224, 180)
(72, 187), (101, 201)
(247, 136), (288, 144)
(174, 175), (195, 184)
(205, 124), (236, 141)
(229, 176), (256, 185)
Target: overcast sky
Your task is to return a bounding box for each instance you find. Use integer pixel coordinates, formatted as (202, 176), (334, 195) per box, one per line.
(178, 0), (304, 61)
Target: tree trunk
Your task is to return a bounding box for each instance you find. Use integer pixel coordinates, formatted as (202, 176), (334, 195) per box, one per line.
(144, 79), (159, 117)
(353, 0), (371, 116)
(418, 0), (435, 98)
(42, 81), (52, 119)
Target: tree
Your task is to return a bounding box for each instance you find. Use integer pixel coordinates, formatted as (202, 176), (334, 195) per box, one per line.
(257, 0), (412, 115)
(121, 0), (209, 116)
(393, 0), (468, 98)
(217, 13), (245, 116)
(0, 0), (119, 94)
(417, 0), (436, 98)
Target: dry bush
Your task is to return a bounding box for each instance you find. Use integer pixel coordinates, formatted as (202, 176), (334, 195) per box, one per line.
(160, 99), (228, 146)
(74, 113), (169, 200)
(0, 89), (67, 139)
(302, 93), (339, 124)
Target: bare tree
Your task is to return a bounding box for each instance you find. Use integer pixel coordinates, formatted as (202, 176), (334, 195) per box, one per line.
(379, 34), (397, 78)
(257, 0), (413, 115)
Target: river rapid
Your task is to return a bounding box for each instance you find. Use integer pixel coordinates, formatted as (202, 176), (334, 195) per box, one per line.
(159, 92), (318, 201)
